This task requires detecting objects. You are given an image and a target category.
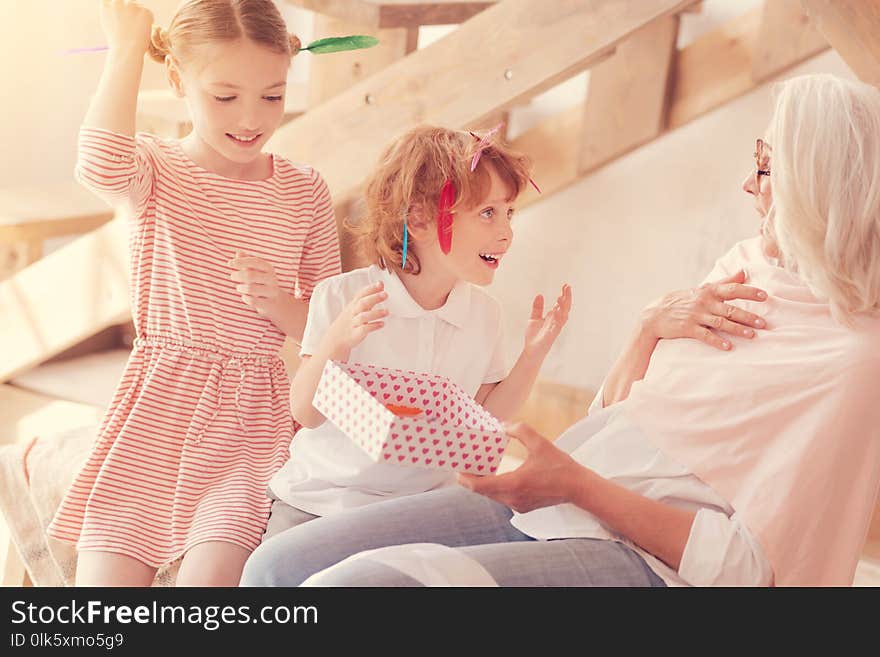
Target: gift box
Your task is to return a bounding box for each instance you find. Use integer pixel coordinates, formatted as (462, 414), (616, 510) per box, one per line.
(314, 360), (508, 475)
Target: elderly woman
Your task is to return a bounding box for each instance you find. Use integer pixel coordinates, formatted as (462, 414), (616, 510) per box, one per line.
(241, 74), (880, 587)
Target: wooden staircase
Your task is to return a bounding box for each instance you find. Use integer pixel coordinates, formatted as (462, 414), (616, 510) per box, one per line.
(1, 0), (879, 438)
(0, 0), (670, 378)
(4, 0), (877, 383)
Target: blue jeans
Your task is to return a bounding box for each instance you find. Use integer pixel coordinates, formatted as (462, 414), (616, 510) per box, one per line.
(240, 487), (665, 587)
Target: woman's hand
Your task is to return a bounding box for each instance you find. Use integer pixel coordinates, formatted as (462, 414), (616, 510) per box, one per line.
(641, 269), (768, 350)
(319, 282), (389, 358)
(229, 251), (285, 316)
(523, 284), (572, 359)
(100, 0), (154, 54)
(458, 422), (584, 513)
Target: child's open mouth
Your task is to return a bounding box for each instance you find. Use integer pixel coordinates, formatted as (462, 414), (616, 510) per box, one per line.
(479, 252), (502, 269)
(226, 133), (262, 147)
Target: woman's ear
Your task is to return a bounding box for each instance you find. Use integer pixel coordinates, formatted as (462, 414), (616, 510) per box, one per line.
(166, 58), (185, 98)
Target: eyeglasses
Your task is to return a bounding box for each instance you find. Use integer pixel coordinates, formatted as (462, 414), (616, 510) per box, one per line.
(754, 138), (771, 190)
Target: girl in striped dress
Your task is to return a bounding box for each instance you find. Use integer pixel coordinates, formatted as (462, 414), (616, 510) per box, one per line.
(47, 0), (341, 586)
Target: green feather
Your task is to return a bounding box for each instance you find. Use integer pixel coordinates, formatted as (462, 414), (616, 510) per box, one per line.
(303, 35), (379, 54)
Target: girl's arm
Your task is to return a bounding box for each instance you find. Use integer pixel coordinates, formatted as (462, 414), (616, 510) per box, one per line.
(289, 282), (388, 428)
(289, 350), (335, 429)
(600, 270), (768, 408)
(478, 285), (572, 421)
(228, 253), (310, 343)
(264, 295), (309, 344)
(476, 352), (542, 421)
(75, 3), (156, 213)
(84, 2), (154, 135)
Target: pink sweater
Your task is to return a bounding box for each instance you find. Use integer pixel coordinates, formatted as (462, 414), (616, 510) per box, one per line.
(626, 237), (880, 585)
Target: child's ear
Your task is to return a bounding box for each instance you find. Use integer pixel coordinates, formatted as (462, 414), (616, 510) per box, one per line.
(405, 206), (436, 243)
(166, 58), (185, 98)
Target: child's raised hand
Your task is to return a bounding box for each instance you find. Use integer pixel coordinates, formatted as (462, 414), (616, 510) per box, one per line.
(321, 282), (389, 358)
(229, 251), (284, 316)
(523, 284), (572, 359)
(100, 0), (154, 54)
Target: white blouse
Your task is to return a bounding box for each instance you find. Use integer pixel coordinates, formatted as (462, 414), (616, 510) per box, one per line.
(510, 391), (774, 586)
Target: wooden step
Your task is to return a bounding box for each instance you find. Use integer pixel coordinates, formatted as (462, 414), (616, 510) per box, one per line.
(0, 383), (101, 449)
(0, 183), (114, 279)
(8, 344), (301, 409)
(0, 183), (113, 245)
(802, 0), (880, 87)
(510, 1), (829, 211)
(0, 217), (129, 383)
(271, 0), (697, 238)
(10, 348), (129, 410)
(505, 380), (595, 461)
(285, 0), (496, 28)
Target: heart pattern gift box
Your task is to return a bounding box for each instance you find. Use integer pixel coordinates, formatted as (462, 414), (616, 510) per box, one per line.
(313, 360), (509, 475)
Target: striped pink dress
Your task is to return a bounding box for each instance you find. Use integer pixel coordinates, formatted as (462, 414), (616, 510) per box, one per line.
(47, 127), (341, 567)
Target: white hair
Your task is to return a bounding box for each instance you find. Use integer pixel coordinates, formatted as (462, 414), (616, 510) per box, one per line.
(767, 74), (880, 322)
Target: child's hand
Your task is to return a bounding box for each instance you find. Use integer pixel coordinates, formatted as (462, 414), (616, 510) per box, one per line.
(321, 282), (389, 358)
(523, 284), (572, 359)
(100, 0), (154, 54)
(229, 251), (284, 316)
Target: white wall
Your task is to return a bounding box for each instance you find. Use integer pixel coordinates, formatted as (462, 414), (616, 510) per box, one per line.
(0, 0), (311, 190)
(488, 49), (856, 391)
(0, 0), (171, 188)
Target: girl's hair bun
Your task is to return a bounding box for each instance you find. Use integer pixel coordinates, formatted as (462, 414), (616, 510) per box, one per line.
(289, 33), (301, 57)
(148, 25), (170, 63)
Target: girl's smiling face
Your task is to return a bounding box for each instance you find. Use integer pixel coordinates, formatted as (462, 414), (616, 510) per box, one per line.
(168, 38), (289, 178)
(416, 164), (516, 287)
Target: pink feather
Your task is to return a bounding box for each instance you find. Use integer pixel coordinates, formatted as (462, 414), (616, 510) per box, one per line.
(469, 123), (504, 172)
(437, 179), (456, 255)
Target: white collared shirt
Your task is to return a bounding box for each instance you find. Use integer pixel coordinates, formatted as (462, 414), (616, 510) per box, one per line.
(269, 265), (508, 516)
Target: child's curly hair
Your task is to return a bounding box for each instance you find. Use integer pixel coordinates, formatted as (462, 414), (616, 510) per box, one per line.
(351, 125), (533, 274)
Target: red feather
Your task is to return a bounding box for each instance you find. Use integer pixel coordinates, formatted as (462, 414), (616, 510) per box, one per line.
(437, 178), (456, 254)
